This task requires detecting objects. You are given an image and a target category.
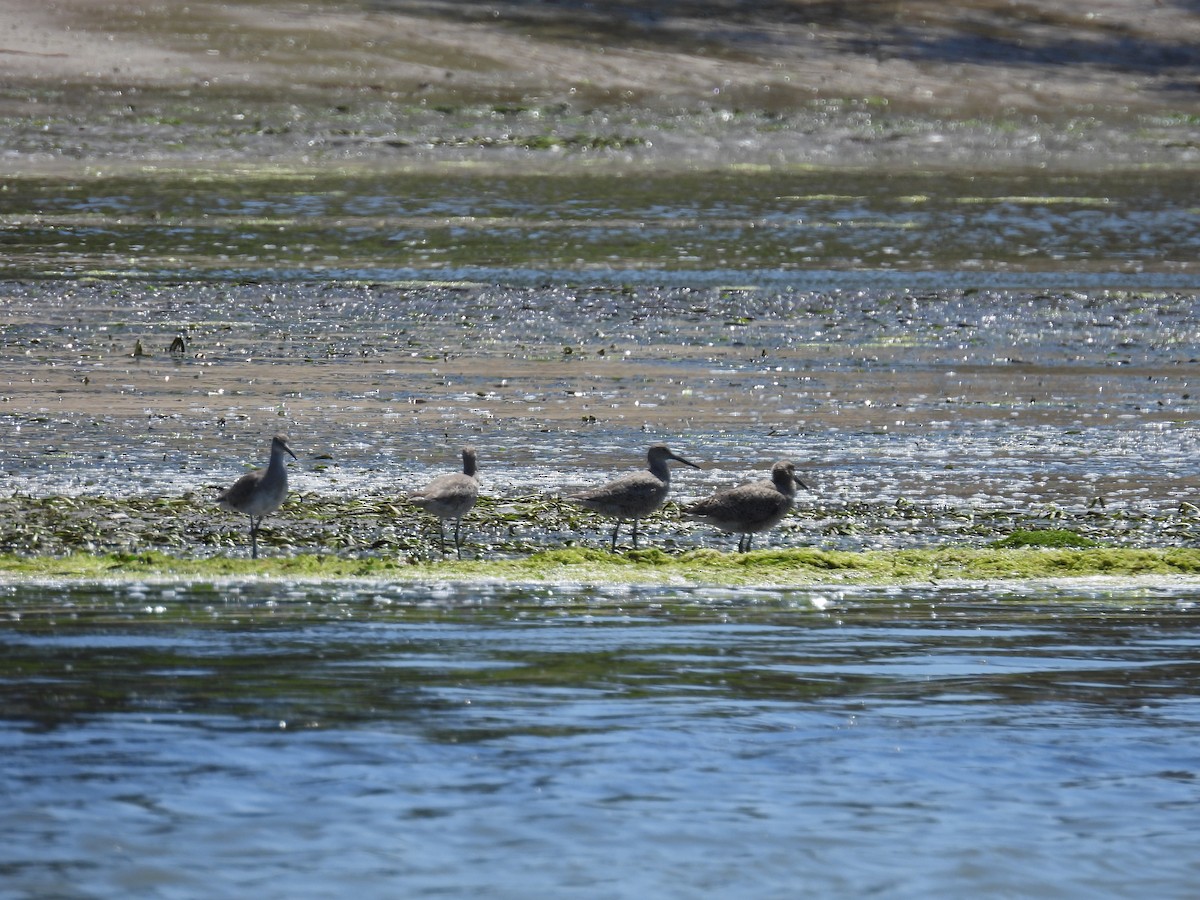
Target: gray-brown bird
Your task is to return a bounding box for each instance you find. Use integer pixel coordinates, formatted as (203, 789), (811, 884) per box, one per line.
(571, 443), (700, 552)
(686, 460), (808, 552)
(408, 447), (480, 558)
(216, 434), (297, 559)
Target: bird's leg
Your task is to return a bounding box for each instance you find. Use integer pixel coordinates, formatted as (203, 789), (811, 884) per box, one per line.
(631, 518), (640, 550)
(437, 520), (446, 555)
(453, 517), (463, 560)
(248, 514), (259, 560)
(610, 520), (621, 553)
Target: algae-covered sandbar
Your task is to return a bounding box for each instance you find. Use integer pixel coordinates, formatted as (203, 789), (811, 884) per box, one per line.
(5, 546), (1200, 588)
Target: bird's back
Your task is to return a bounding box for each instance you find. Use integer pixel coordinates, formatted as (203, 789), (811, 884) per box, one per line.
(573, 471), (669, 518)
(215, 471), (256, 511)
(689, 480), (792, 534)
(217, 466), (289, 517)
(410, 473), (478, 520)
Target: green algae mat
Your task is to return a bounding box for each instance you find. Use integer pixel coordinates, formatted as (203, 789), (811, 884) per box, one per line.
(5, 545), (1200, 586)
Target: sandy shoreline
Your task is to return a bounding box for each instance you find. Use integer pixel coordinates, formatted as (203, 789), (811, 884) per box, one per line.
(1, 0), (1198, 173)
(4, 0), (1197, 112)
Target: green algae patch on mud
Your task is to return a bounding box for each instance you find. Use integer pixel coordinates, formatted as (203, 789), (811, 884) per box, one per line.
(990, 529), (1100, 550)
(421, 546), (1200, 588)
(0, 551), (412, 581)
(5, 547), (1200, 587)
(921, 547), (1200, 581)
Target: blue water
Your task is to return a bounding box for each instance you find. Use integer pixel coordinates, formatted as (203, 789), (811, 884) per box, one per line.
(2, 581), (1199, 898)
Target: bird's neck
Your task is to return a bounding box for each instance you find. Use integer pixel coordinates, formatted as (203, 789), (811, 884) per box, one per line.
(267, 448), (290, 478)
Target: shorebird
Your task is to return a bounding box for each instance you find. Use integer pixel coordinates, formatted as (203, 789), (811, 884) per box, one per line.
(571, 443), (700, 552)
(408, 447), (480, 558)
(216, 434), (298, 559)
(686, 460), (808, 552)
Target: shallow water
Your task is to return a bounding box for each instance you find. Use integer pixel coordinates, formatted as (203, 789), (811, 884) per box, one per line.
(2, 579), (1199, 897)
(3, 169), (1198, 286)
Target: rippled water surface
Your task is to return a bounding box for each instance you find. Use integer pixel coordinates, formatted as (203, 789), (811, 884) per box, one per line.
(3, 169), (1198, 286)
(2, 580), (1199, 897)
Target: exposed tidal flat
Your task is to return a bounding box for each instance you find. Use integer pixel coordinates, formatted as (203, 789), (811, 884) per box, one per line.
(3, 279), (1199, 581)
(3, 276), (1200, 589)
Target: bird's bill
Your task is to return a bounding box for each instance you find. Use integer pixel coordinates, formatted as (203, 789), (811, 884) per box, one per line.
(672, 452), (701, 470)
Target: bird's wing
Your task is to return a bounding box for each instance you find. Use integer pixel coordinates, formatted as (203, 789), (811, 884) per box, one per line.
(216, 469), (261, 506)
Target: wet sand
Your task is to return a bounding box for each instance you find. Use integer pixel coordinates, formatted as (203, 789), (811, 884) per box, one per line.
(1, 0), (1198, 174)
(2, 281), (1198, 558)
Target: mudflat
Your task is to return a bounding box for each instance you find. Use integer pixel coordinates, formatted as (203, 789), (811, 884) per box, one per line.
(1, 0), (1198, 173)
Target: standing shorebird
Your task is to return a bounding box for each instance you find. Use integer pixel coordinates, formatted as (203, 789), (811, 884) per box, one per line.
(409, 447), (480, 558)
(216, 434), (298, 559)
(686, 460), (808, 552)
(571, 443), (700, 552)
